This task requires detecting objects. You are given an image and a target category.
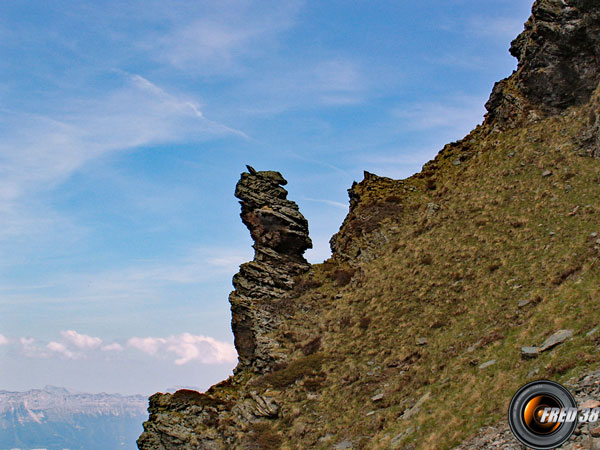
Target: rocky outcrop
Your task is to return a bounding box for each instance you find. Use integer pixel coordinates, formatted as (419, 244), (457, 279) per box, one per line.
(137, 2), (600, 449)
(137, 391), (229, 450)
(485, 0), (600, 128)
(330, 0), (600, 265)
(230, 166), (312, 372)
(137, 385), (285, 450)
(137, 168), (311, 450)
(329, 171), (404, 262)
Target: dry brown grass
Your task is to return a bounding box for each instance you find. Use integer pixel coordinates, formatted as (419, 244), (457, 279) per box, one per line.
(211, 94), (600, 450)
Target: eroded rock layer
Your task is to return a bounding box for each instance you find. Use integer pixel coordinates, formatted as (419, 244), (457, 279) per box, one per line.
(230, 166), (312, 371)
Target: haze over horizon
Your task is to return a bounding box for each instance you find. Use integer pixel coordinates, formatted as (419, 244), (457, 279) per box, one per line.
(0, 0), (532, 395)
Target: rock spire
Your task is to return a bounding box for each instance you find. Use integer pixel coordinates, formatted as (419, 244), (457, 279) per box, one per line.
(229, 166), (312, 371)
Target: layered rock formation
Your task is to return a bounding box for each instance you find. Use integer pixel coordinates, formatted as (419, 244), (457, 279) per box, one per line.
(137, 167), (311, 450)
(485, 0), (600, 128)
(230, 166), (312, 371)
(138, 1), (600, 449)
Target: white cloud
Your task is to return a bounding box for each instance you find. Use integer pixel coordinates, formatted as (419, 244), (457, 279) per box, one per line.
(156, 19), (264, 72)
(0, 334), (8, 345)
(20, 337), (49, 358)
(310, 59), (366, 106)
(18, 332), (236, 365)
(20, 332), (102, 359)
(101, 342), (124, 352)
(127, 336), (166, 355)
(47, 341), (78, 360)
(149, 1), (302, 75)
(168, 333), (237, 365)
(141, 2), (367, 111)
(60, 330), (102, 349)
(128, 333), (236, 365)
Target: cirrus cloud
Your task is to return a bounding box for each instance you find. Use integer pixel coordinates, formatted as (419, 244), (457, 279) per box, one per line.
(0, 73), (247, 241)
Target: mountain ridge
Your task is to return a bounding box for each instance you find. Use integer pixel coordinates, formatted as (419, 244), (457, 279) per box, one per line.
(0, 386), (147, 450)
(138, 0), (600, 448)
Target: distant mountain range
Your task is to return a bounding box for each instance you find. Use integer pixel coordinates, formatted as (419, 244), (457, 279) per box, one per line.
(0, 386), (148, 450)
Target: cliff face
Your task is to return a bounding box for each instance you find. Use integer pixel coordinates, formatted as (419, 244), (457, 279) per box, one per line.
(485, 0), (600, 129)
(139, 1), (600, 449)
(230, 166), (312, 372)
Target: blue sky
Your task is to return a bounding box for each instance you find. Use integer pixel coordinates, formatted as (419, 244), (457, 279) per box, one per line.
(0, 0), (533, 395)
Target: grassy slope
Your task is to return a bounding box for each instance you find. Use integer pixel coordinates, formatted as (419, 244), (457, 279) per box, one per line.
(221, 89), (600, 449)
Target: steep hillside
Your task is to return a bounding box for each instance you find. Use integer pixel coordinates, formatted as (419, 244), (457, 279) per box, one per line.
(138, 1), (600, 449)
